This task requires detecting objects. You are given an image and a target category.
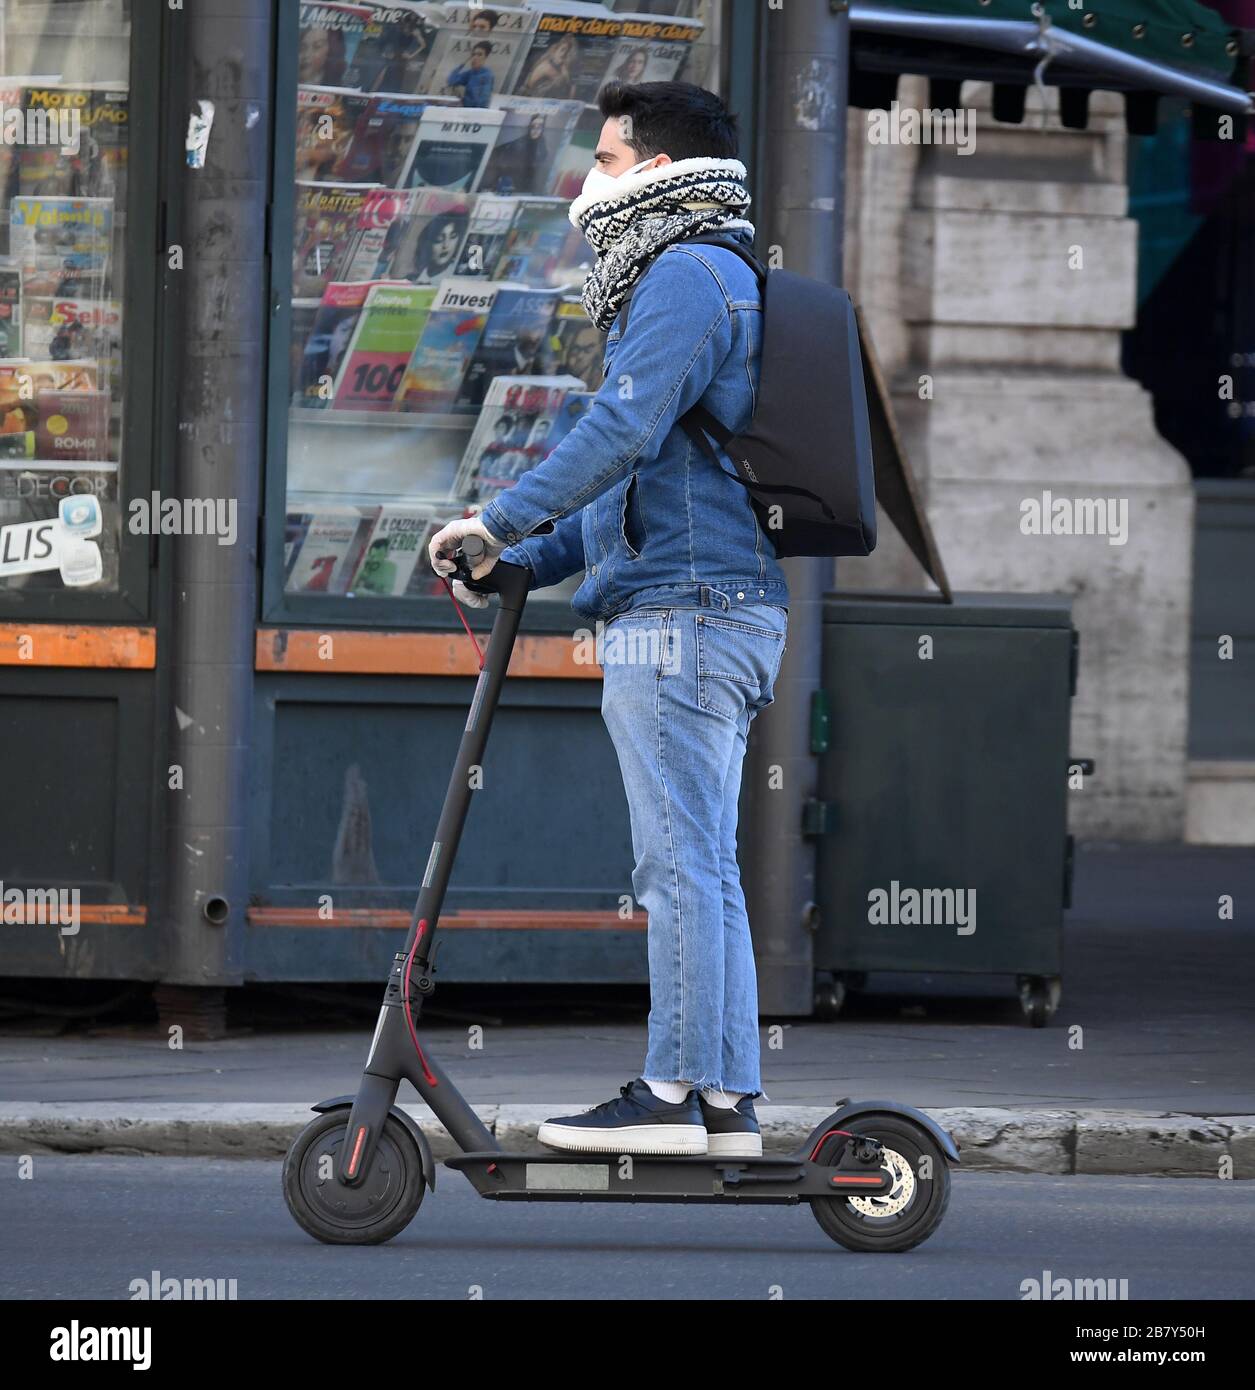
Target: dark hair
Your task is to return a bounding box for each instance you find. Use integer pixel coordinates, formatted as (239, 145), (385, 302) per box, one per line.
(597, 81), (738, 162)
(471, 40), (492, 57)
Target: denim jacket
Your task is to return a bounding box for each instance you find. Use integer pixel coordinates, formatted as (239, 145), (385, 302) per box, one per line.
(479, 229), (789, 622)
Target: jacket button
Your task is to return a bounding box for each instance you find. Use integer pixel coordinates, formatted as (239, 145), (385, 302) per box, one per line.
(737, 591), (745, 601)
(758, 589), (765, 596)
(590, 564), (597, 575)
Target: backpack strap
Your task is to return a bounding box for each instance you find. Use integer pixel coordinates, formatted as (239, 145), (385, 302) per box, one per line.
(613, 233), (766, 339)
(610, 236), (798, 503)
(681, 414), (837, 520)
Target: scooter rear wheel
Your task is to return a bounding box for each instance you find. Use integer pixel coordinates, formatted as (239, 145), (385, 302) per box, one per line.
(810, 1115), (951, 1253)
(283, 1109), (425, 1245)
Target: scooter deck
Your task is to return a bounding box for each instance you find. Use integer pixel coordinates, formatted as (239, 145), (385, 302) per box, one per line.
(444, 1149), (894, 1204)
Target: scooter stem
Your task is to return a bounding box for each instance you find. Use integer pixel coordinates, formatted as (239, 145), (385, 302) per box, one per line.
(336, 552), (531, 1182)
(406, 552), (530, 974)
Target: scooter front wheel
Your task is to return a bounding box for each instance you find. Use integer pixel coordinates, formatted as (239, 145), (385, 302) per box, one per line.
(810, 1115), (951, 1253)
(283, 1108), (426, 1245)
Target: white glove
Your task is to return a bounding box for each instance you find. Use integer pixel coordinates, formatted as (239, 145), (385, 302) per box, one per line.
(428, 515), (505, 580)
(450, 578), (489, 609)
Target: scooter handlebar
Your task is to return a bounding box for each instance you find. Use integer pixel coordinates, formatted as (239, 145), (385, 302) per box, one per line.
(446, 531), (530, 610)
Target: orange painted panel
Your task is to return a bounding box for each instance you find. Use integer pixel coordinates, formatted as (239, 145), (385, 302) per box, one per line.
(255, 628), (600, 679)
(0, 625), (156, 669)
(247, 907), (641, 931)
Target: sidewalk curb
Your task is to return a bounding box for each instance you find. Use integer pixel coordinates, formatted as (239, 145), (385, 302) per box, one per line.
(1, 1103), (1252, 1177)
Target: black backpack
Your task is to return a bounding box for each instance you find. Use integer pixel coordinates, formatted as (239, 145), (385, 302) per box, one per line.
(617, 234), (877, 558)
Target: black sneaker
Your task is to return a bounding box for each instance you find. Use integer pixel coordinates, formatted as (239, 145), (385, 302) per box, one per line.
(538, 1079), (707, 1155)
(698, 1092), (762, 1158)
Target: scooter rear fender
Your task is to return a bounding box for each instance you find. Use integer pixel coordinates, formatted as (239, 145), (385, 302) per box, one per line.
(794, 1099), (962, 1166)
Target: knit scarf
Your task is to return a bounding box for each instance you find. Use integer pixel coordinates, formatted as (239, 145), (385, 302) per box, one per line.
(569, 156), (754, 331)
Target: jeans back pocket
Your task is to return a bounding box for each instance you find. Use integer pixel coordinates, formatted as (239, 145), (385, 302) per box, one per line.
(695, 613), (786, 721)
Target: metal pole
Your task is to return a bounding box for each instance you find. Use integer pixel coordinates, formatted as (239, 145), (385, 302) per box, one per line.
(161, 0), (273, 988)
(742, 0), (849, 1016)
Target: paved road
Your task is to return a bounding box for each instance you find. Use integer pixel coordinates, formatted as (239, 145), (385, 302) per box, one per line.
(4, 1158), (1253, 1301)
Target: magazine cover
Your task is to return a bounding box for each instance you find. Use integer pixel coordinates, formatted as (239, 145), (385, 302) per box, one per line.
(337, 187), (410, 280)
(548, 100), (603, 200)
(399, 105), (505, 192)
(418, 3), (538, 108)
(0, 359), (99, 398)
(346, 503), (440, 596)
(292, 181), (379, 297)
(515, 2), (622, 104)
(296, 87), (359, 182)
(352, 2), (443, 92)
(365, 189), (470, 281)
(541, 294), (604, 390)
(451, 193), (517, 277)
(289, 297), (322, 398)
(295, 280), (377, 406)
(298, 2), (373, 87)
(283, 511), (314, 582)
(0, 87), (22, 251)
(480, 95), (582, 197)
(0, 261), (20, 357)
(453, 373), (584, 501)
(609, 0), (702, 12)
(599, 12), (703, 89)
(454, 282), (559, 410)
(333, 91), (457, 186)
(30, 389), (111, 461)
(492, 196), (589, 287)
(9, 197), (113, 284)
(284, 505), (379, 593)
(331, 281), (437, 410)
(17, 84), (130, 201)
(22, 296), (122, 368)
(394, 277), (497, 413)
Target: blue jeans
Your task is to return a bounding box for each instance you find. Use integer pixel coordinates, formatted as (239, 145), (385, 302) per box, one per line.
(600, 600), (788, 1097)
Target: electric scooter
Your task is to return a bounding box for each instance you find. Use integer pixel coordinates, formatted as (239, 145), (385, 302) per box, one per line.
(283, 537), (961, 1252)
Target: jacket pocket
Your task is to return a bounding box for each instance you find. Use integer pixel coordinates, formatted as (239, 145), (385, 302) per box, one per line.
(620, 471), (647, 560)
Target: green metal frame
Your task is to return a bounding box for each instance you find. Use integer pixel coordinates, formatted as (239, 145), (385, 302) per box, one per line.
(0, 5), (165, 624)
(260, 0), (759, 633)
(874, 0), (1243, 80)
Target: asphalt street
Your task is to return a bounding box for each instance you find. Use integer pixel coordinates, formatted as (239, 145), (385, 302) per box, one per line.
(4, 1157), (1253, 1301)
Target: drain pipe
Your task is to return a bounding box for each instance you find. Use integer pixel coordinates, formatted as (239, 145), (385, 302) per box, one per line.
(741, 0), (850, 1016)
(160, 0), (272, 987)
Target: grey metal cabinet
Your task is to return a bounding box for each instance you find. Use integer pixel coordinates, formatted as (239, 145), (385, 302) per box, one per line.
(815, 593), (1076, 1025)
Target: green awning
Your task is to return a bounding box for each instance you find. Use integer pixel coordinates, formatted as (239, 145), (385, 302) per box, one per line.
(848, 1), (1253, 132)
(870, 0), (1242, 79)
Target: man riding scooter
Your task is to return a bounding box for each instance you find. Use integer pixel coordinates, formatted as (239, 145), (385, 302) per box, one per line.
(430, 80), (787, 1160)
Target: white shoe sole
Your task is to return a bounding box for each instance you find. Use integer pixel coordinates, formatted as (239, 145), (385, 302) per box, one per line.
(537, 1122), (707, 1155)
(706, 1132), (763, 1159)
